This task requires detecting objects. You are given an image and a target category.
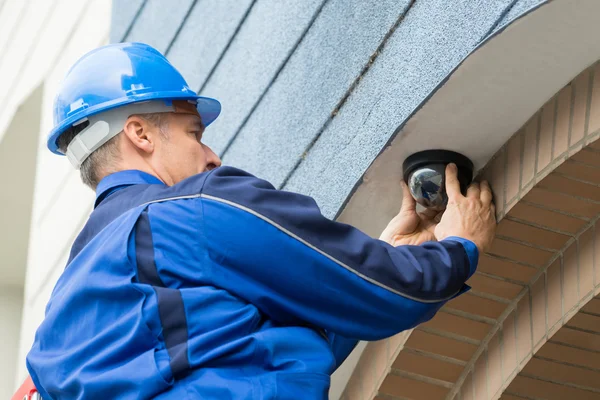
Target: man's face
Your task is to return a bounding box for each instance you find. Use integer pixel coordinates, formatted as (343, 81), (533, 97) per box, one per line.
(156, 112), (222, 183)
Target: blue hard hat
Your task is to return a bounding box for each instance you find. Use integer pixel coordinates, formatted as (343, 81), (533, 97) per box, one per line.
(47, 42), (221, 154)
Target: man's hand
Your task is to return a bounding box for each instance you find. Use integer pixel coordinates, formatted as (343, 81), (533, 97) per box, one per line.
(379, 181), (442, 246)
(434, 164), (497, 253)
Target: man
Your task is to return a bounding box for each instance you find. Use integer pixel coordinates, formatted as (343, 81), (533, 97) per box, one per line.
(27, 42), (496, 399)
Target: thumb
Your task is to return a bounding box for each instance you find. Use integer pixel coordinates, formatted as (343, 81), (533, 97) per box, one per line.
(400, 181), (416, 213)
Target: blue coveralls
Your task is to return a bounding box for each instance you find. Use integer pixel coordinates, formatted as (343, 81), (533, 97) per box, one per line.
(27, 166), (478, 399)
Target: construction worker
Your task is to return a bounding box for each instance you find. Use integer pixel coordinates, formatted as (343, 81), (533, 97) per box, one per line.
(26, 42), (496, 399)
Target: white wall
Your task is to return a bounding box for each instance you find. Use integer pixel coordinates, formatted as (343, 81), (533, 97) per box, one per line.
(0, 287), (24, 399)
(0, 0), (112, 391)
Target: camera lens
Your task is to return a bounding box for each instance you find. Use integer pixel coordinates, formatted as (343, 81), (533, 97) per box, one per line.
(407, 164), (447, 210)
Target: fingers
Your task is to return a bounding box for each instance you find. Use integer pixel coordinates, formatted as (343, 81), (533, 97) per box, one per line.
(466, 182), (480, 199)
(400, 181), (416, 213)
(445, 163), (462, 200)
(480, 180), (493, 206)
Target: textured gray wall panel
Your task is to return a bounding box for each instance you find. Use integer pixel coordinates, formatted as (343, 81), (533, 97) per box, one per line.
(283, 0), (517, 218)
(496, 0), (546, 31)
(200, 0), (326, 155)
(221, 0), (412, 187)
(125, 0), (194, 53)
(110, 0), (145, 43)
(109, 0), (543, 220)
(167, 0), (254, 91)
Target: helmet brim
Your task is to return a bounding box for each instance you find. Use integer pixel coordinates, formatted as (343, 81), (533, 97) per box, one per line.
(47, 94), (221, 155)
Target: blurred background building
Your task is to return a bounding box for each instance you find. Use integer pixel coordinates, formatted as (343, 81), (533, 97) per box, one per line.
(0, 0), (110, 397)
(4, 1), (600, 399)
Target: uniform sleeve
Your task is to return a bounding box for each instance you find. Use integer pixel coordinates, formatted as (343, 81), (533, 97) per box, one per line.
(199, 167), (478, 341)
(327, 332), (360, 368)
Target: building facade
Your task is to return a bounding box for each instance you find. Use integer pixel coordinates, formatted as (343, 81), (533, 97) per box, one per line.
(4, 0), (600, 399)
(0, 0), (112, 396)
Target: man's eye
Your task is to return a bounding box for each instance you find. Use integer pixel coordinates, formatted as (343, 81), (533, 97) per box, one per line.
(190, 131), (202, 140)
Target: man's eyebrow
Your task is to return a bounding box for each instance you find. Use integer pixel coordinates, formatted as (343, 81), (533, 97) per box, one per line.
(189, 117), (205, 129)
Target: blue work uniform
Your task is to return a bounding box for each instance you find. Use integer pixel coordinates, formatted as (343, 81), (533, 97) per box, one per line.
(27, 167), (478, 399)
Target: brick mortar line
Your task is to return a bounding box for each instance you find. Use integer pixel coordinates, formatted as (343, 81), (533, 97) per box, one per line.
(566, 69), (577, 150)
(485, 253), (542, 270)
(388, 368), (453, 389)
(548, 338), (600, 354)
(583, 145), (600, 154)
(558, 254), (566, 341)
(475, 270), (528, 287)
(576, 228), (582, 329)
(498, 316), (506, 398)
(441, 307), (499, 325)
(583, 64), (595, 141)
(552, 171), (600, 187)
(501, 143), (509, 217)
(403, 347), (467, 366)
(534, 186), (600, 205)
(518, 120), (526, 203)
(566, 158), (600, 169)
(543, 270), (549, 361)
(484, 346), (490, 399)
(534, 354), (600, 373)
(502, 216), (576, 237)
(580, 310), (600, 318)
(562, 324), (600, 337)
(494, 234), (559, 253)
(419, 327), (480, 346)
(375, 393), (413, 400)
(533, 107), (542, 179)
(519, 371), (600, 394)
(463, 290), (512, 305)
(550, 90), (559, 162)
(503, 389), (544, 400)
(519, 200), (592, 220)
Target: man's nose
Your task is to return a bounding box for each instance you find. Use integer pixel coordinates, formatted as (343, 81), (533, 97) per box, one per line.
(204, 144), (222, 169)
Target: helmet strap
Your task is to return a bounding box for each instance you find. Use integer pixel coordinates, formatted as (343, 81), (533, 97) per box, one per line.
(66, 100), (181, 169)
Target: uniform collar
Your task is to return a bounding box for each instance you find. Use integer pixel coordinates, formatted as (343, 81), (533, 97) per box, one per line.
(95, 170), (165, 208)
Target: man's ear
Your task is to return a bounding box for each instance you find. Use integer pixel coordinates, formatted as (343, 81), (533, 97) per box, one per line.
(121, 115), (155, 154)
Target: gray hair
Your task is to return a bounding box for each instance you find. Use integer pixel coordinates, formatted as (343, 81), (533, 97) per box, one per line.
(57, 113), (169, 189)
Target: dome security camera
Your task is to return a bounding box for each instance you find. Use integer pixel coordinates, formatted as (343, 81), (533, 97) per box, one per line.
(402, 150), (474, 210)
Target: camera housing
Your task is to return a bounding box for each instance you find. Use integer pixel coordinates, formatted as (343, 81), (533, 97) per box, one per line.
(402, 150), (474, 210)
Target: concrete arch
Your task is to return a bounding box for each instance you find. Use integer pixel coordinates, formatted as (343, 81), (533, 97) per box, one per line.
(341, 62), (600, 400)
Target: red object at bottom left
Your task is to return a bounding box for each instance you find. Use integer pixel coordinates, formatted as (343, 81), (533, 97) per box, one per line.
(11, 376), (41, 400)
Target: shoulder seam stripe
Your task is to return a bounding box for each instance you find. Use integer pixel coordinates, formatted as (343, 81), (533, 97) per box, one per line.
(200, 194), (460, 304)
(137, 192), (461, 303)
